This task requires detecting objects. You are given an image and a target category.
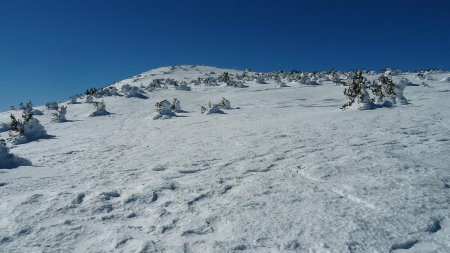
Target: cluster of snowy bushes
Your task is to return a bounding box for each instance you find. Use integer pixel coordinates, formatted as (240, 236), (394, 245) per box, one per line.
(8, 110), (48, 145)
(201, 97), (234, 115)
(341, 72), (408, 110)
(151, 97), (235, 119)
(152, 99), (180, 120)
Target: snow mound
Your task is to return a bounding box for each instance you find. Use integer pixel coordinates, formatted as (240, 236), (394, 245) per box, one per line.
(0, 139), (31, 169)
(440, 76), (450, 82)
(0, 122), (10, 133)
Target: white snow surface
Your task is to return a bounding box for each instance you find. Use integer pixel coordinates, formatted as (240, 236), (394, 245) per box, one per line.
(1, 66), (450, 252)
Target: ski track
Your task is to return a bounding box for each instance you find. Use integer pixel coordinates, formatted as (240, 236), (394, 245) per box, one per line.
(0, 67), (449, 252)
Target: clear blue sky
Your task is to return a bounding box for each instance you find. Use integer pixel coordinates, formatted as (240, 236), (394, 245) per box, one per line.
(1, 0), (449, 110)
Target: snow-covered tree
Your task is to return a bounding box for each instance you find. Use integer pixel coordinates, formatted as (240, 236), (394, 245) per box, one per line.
(220, 97), (231, 109)
(374, 74), (396, 106)
(152, 100), (175, 120)
(256, 75), (266, 84)
(201, 102), (223, 115)
(85, 95), (94, 104)
(68, 96), (79, 104)
(174, 81), (191, 91)
(341, 71), (373, 110)
(51, 106), (67, 123)
(89, 101), (110, 117)
(170, 98), (182, 112)
(276, 79), (289, 87)
(122, 84), (147, 98)
(395, 78), (409, 105)
(45, 101), (59, 110)
(0, 139), (31, 169)
(9, 111), (48, 145)
(219, 72), (231, 86)
(22, 100), (44, 115)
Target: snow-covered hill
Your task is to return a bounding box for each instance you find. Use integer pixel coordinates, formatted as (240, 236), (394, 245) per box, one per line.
(1, 66), (450, 252)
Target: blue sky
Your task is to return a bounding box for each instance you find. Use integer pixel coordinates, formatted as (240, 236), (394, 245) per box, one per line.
(0, 0), (449, 110)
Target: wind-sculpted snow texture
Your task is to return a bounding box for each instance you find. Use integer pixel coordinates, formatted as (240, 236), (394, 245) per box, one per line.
(0, 66), (449, 252)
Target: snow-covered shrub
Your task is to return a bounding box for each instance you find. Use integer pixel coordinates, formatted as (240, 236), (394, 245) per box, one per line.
(8, 111), (48, 145)
(9, 106), (16, 111)
(0, 139), (31, 169)
(152, 100), (175, 120)
(85, 88), (99, 96)
(45, 101), (59, 110)
(383, 68), (402, 76)
(305, 77), (320, 86)
(220, 97), (231, 109)
(68, 96), (79, 104)
(416, 72), (425, 79)
(201, 102), (223, 115)
(421, 82), (430, 87)
(89, 101), (110, 117)
(108, 87), (120, 96)
(203, 77), (219, 86)
(440, 76), (450, 82)
(174, 81), (191, 91)
(22, 101), (43, 115)
(219, 72), (231, 86)
(371, 74), (396, 106)
(85, 95), (94, 103)
(51, 106), (67, 123)
(341, 71), (373, 110)
(256, 75), (266, 84)
(230, 80), (248, 88)
(122, 85), (147, 99)
(170, 98), (182, 113)
(395, 78), (409, 105)
(276, 79), (289, 87)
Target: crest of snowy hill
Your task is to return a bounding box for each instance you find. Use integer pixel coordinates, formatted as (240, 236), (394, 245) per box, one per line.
(113, 65), (249, 88)
(0, 65), (450, 252)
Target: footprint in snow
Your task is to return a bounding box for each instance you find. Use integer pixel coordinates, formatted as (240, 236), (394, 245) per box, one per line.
(98, 191), (120, 200)
(389, 239), (418, 252)
(426, 219), (442, 233)
(72, 193), (85, 205)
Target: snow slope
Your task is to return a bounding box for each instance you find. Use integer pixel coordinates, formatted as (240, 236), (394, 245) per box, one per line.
(1, 66), (450, 252)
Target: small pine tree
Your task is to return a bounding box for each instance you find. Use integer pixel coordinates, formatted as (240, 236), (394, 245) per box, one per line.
(201, 102), (223, 114)
(152, 100), (175, 119)
(220, 97), (231, 109)
(375, 74), (396, 105)
(8, 110), (47, 145)
(85, 95), (94, 103)
(341, 71), (372, 110)
(89, 101), (109, 117)
(46, 101), (59, 110)
(51, 106), (67, 123)
(170, 98), (181, 112)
